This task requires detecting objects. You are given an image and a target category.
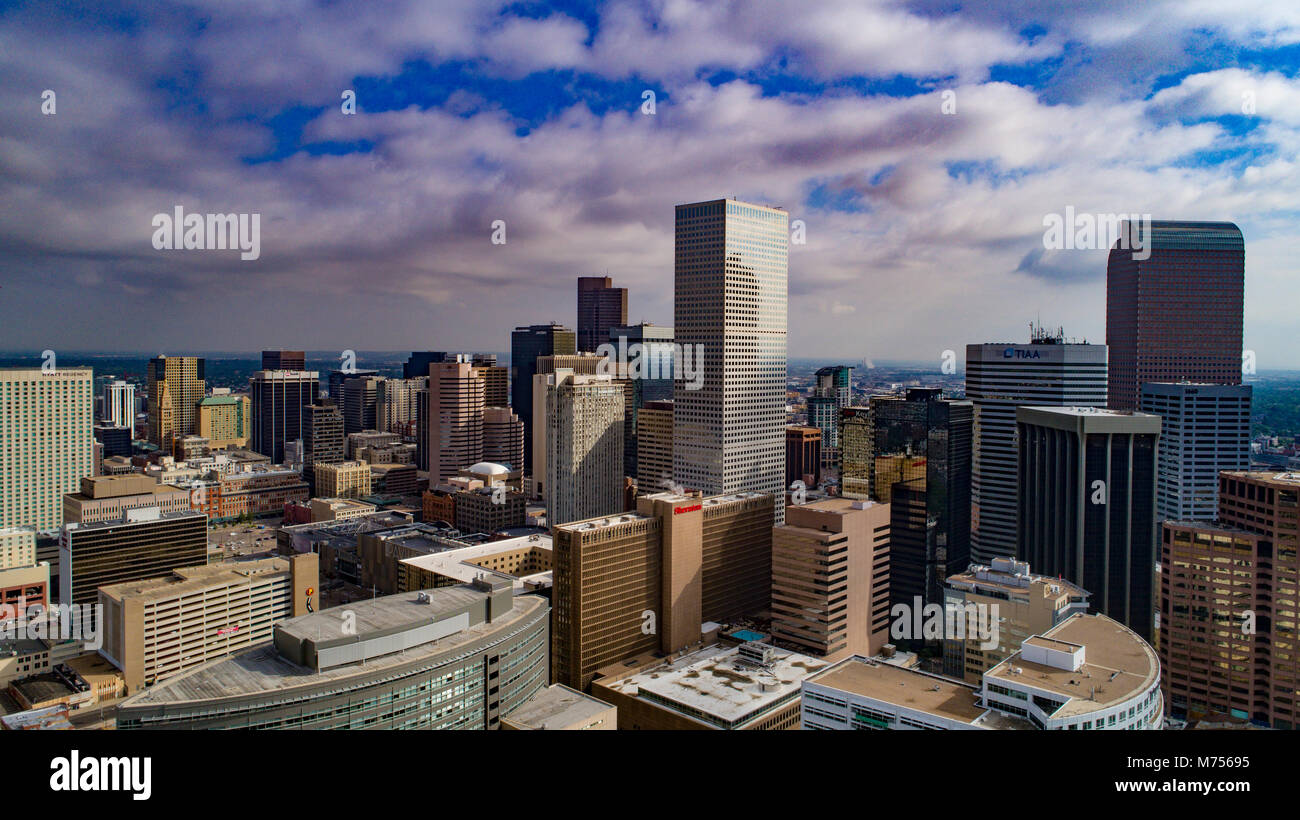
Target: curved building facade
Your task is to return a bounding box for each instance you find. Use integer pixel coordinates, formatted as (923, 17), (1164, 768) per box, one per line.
(116, 577), (548, 730)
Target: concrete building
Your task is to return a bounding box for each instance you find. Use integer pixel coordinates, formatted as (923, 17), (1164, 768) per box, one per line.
(592, 642), (827, 730)
(0, 367), (94, 533)
(471, 354), (509, 408)
(310, 498), (377, 522)
(341, 374), (383, 436)
(772, 498), (890, 659)
(250, 369), (320, 464)
(369, 463), (417, 497)
(376, 376), (422, 436)
(803, 613), (1162, 730)
(1107, 221), (1245, 411)
(454, 486), (527, 535)
(197, 395), (251, 449)
(115, 578), (549, 730)
(1140, 382), (1251, 524)
(1160, 470), (1300, 728)
(147, 356), (204, 453)
(501, 684), (616, 730)
(1017, 406), (1161, 641)
(98, 553), (318, 693)
(398, 532), (552, 595)
(103, 380), (135, 429)
(482, 406), (525, 471)
(635, 399), (674, 493)
(674, 198), (788, 524)
(510, 323), (576, 472)
(0, 526), (47, 619)
(808, 365), (852, 465)
(428, 358), (485, 482)
(327, 368), (378, 402)
(62, 474), (190, 525)
(302, 401), (345, 496)
(966, 332), (1108, 564)
(315, 461), (371, 500)
(535, 369), (624, 526)
(577, 276), (628, 353)
(942, 558), (1090, 682)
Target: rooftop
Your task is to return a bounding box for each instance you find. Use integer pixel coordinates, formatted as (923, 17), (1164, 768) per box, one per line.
(503, 684), (614, 730)
(398, 532), (552, 593)
(98, 557), (291, 604)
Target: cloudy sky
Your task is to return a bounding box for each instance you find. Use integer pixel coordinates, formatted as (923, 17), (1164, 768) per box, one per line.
(1, 0), (1297, 366)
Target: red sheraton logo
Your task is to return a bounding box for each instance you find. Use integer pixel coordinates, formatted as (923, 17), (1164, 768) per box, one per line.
(674, 504), (701, 514)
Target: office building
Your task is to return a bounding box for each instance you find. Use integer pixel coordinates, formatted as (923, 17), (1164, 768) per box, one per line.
(93, 423), (133, 460)
(1160, 470), (1300, 728)
(327, 367), (378, 401)
(60, 508), (209, 615)
(0, 367), (94, 532)
(1140, 382), (1252, 524)
(510, 323), (576, 472)
(302, 401), (345, 496)
(404, 351), (448, 380)
(1017, 406), (1161, 640)
(116, 578), (549, 730)
(183, 466), (308, 523)
(803, 613), (1161, 730)
(454, 487), (526, 535)
(377, 376), (422, 436)
(785, 426), (822, 487)
(942, 558), (1089, 682)
(771, 498), (890, 659)
(482, 406), (525, 471)
(197, 395), (251, 449)
(369, 463), (418, 497)
(315, 461), (372, 500)
(868, 388), (972, 606)
(534, 369), (623, 526)
(673, 199), (788, 523)
(147, 356), (205, 452)
(260, 350), (306, 371)
(551, 491), (774, 690)
(472, 353), (509, 409)
(967, 330), (1107, 563)
(808, 365), (853, 465)
(635, 400), (674, 493)
(397, 532), (552, 595)
(607, 323), (674, 476)
(341, 374), (383, 436)
(428, 358), (485, 482)
(250, 370), (320, 464)
(840, 406), (872, 499)
(1107, 221), (1245, 411)
(103, 380), (135, 428)
(98, 553), (318, 693)
(577, 276), (628, 353)
(0, 526), (47, 619)
(62, 474), (190, 525)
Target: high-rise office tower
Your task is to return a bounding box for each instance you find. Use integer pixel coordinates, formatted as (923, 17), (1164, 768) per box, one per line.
(1140, 382), (1252, 524)
(510, 324), (576, 472)
(840, 406), (871, 499)
(535, 369), (623, 526)
(771, 498), (891, 660)
(342, 375), (383, 435)
(103, 380), (135, 429)
(867, 388), (972, 606)
(404, 351), (448, 380)
(1161, 471), (1300, 728)
(261, 350), (306, 371)
(785, 426), (822, 487)
(471, 353), (509, 409)
(636, 399), (674, 492)
(673, 198), (788, 523)
(576, 276), (628, 353)
(1107, 221), (1245, 411)
(93, 424), (133, 460)
(250, 370), (320, 464)
(302, 401), (345, 495)
(197, 395), (251, 449)
(482, 406), (525, 471)
(808, 365), (853, 465)
(147, 355), (205, 452)
(427, 358), (485, 482)
(608, 323), (674, 476)
(376, 377), (422, 436)
(966, 330), (1107, 563)
(1017, 406), (1161, 641)
(0, 368), (94, 533)
(551, 490), (774, 690)
(327, 367), (379, 401)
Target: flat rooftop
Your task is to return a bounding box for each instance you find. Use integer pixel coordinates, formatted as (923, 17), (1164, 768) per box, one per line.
(398, 533), (552, 593)
(806, 657), (1031, 729)
(986, 613), (1158, 718)
(98, 557), (291, 603)
(504, 684), (613, 730)
(595, 643), (827, 728)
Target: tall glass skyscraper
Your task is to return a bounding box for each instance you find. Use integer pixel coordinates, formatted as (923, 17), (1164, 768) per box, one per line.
(510, 323), (576, 472)
(673, 198), (788, 523)
(1106, 221), (1245, 411)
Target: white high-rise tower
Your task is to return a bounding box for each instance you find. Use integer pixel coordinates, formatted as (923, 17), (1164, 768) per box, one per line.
(673, 198), (788, 523)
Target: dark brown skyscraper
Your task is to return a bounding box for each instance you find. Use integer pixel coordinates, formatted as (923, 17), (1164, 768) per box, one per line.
(261, 350), (306, 371)
(576, 276), (627, 353)
(1106, 221), (1244, 411)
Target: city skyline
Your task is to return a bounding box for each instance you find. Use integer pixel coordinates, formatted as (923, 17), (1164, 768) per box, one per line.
(2, 3), (1298, 366)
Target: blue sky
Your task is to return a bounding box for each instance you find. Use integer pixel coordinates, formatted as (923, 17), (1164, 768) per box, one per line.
(1, 0), (1298, 366)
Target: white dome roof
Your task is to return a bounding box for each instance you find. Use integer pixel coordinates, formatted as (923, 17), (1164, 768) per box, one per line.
(468, 461), (510, 475)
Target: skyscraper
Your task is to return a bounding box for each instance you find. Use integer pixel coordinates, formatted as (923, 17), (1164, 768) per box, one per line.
(0, 367), (94, 532)
(808, 365), (852, 465)
(510, 323), (576, 472)
(342, 375), (383, 435)
(535, 369), (624, 526)
(427, 358), (485, 482)
(1106, 221), (1245, 411)
(302, 401), (345, 496)
(376, 377), (422, 436)
(250, 370), (320, 464)
(327, 367), (379, 401)
(1017, 406), (1161, 641)
(636, 400), (674, 492)
(868, 388), (972, 606)
(147, 355), (205, 452)
(576, 276), (627, 353)
(481, 406), (525, 471)
(197, 395), (251, 449)
(607, 323), (674, 477)
(261, 350), (306, 371)
(1140, 382), (1252, 524)
(103, 379), (135, 429)
(966, 330), (1107, 563)
(673, 198), (788, 523)
(471, 353), (509, 408)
